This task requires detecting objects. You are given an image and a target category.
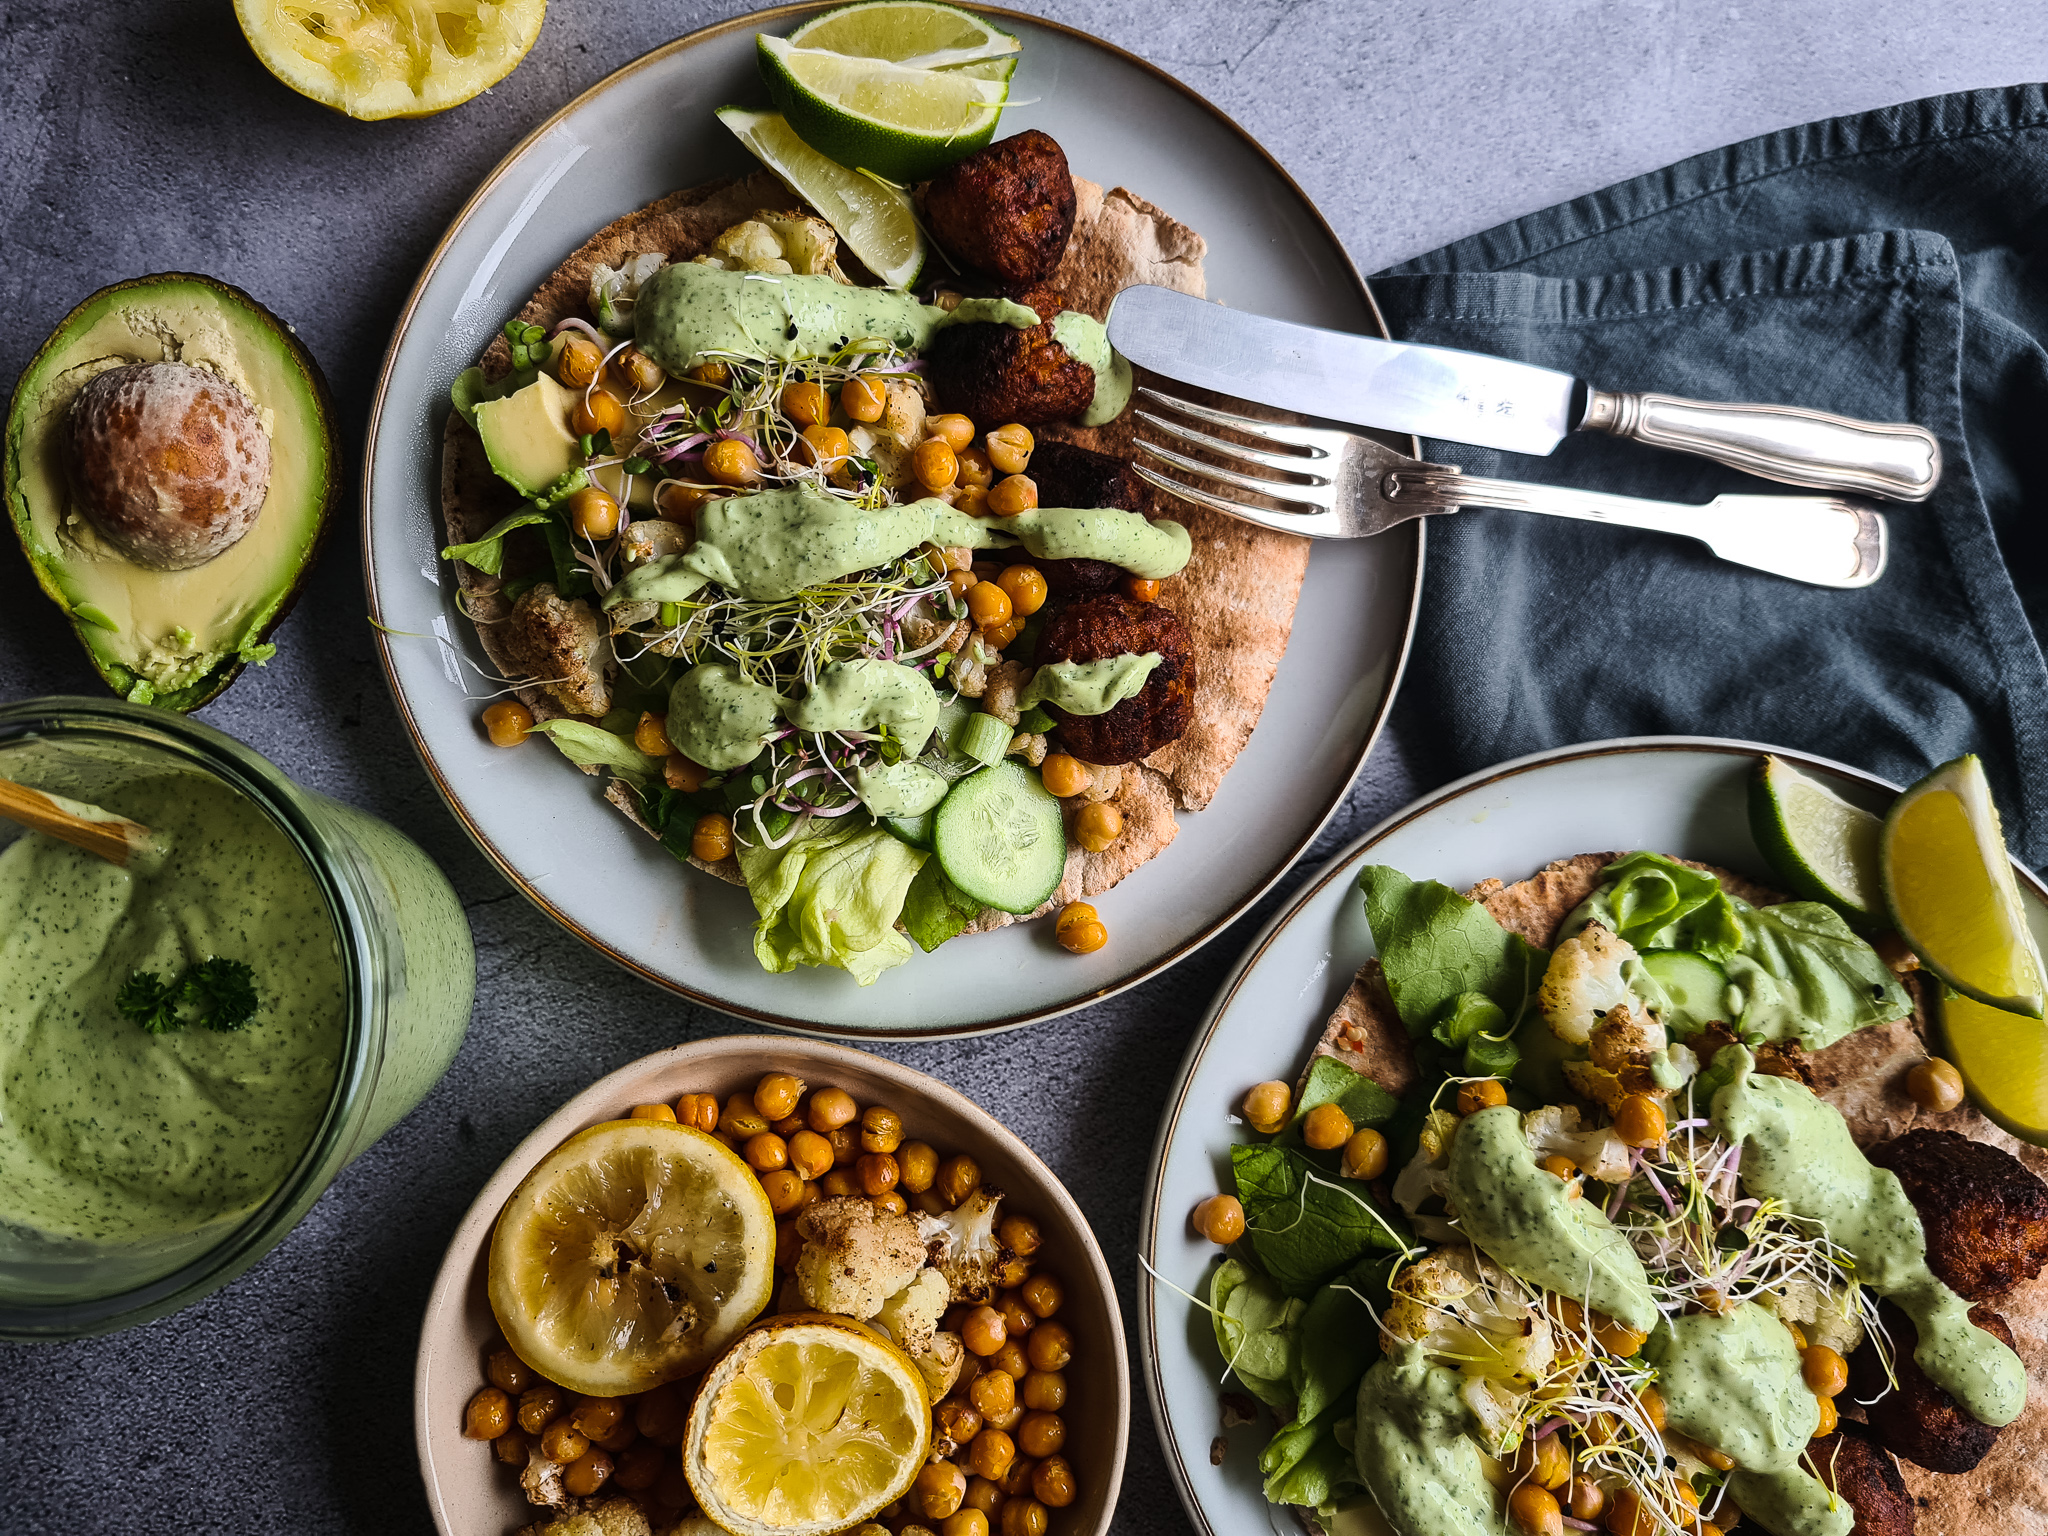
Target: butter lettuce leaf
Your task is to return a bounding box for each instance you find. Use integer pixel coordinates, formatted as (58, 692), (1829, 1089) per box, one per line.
(1356, 866), (1548, 1039)
(1292, 1251), (1397, 1424)
(1209, 1257), (1301, 1408)
(441, 509), (551, 576)
(1569, 851), (1744, 959)
(738, 822), (927, 986)
(1724, 897), (1912, 1049)
(529, 719), (662, 780)
(1231, 1142), (1411, 1296)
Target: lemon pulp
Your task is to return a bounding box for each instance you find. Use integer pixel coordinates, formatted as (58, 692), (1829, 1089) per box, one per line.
(234, 0), (546, 120)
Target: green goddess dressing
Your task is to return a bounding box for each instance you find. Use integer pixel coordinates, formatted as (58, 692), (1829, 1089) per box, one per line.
(1446, 1104), (1659, 1332)
(785, 659), (939, 757)
(1710, 1046), (2025, 1427)
(1353, 1344), (1497, 1536)
(1020, 655), (1162, 717)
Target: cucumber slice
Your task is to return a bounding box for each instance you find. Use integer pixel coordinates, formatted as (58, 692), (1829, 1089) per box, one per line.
(1638, 950), (1730, 1034)
(933, 760), (1065, 914)
(883, 809), (935, 850)
(956, 710), (1012, 767)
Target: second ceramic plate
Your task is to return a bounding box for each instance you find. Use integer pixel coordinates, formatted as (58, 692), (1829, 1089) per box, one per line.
(361, 5), (1421, 1037)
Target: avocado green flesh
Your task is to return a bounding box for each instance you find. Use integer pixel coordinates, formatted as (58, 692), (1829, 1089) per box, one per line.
(474, 372), (579, 496)
(3, 274), (335, 710)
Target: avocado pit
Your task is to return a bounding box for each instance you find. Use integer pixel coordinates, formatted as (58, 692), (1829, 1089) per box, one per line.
(67, 361), (271, 571)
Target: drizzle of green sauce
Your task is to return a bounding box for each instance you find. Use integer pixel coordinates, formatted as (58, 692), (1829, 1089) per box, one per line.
(1709, 1047), (2026, 1427)
(1725, 1468), (1856, 1536)
(1050, 310), (1134, 425)
(1446, 1104), (1659, 1332)
(1002, 506), (1190, 578)
(665, 662), (787, 771)
(1352, 1344), (1496, 1536)
(785, 659), (939, 757)
(1019, 654), (1162, 717)
(1644, 1304), (1817, 1470)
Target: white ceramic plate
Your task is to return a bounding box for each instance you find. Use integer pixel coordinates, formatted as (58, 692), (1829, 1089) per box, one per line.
(415, 1035), (1129, 1536)
(1136, 735), (2048, 1535)
(362, 4), (1421, 1037)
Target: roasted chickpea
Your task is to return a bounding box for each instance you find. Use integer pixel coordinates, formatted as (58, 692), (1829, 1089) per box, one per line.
(828, 1123), (861, 1165)
(720, 1092), (770, 1139)
(787, 1128), (834, 1179)
(686, 360), (731, 388)
(1343, 1128), (1390, 1181)
(1636, 1385), (1666, 1432)
(486, 1347), (534, 1395)
(1566, 1478), (1606, 1522)
(1055, 902), (1107, 955)
(742, 1132), (788, 1174)
(873, 1189), (908, 1216)
(970, 1426), (1016, 1481)
(1813, 1393), (1839, 1436)
(1031, 1456), (1077, 1508)
(1039, 753), (1090, 798)
(1591, 1312), (1648, 1357)
(967, 581), (1013, 629)
(493, 1429), (528, 1465)
(985, 423), (1034, 475)
(821, 1169), (860, 1199)
(995, 1213), (1041, 1259)
(1508, 1481), (1564, 1536)
(1802, 1344), (1849, 1398)
(1783, 1318), (1809, 1349)
(948, 566), (982, 599)
(953, 482), (991, 517)
(915, 437), (960, 492)
(692, 813), (735, 864)
(963, 1305), (1008, 1356)
(612, 344), (664, 394)
(595, 1413), (640, 1454)
(482, 699), (534, 748)
(1021, 1369), (1066, 1412)
(841, 375), (888, 423)
(563, 1448), (613, 1498)
(1242, 1080), (1292, 1133)
(517, 1384), (564, 1435)
(1614, 1093), (1667, 1148)
(999, 1456), (1039, 1498)
(934, 1397), (984, 1447)
(914, 1460), (969, 1520)
(570, 1396), (624, 1440)
(809, 1087), (858, 1132)
(928, 413), (976, 450)
(612, 1441), (667, 1492)
(464, 1386), (512, 1440)
(1302, 1102), (1354, 1151)
(1073, 802), (1122, 852)
(992, 564), (1048, 618)
(675, 1092), (720, 1133)
(557, 334), (604, 387)
(759, 1169), (807, 1215)
(944, 1509), (992, 1536)
(1015, 1411), (1064, 1459)
(857, 1152), (900, 1196)
(800, 424), (856, 483)
(780, 380), (829, 427)
(665, 754), (709, 792)
(1602, 1488), (1653, 1536)
(957, 443), (995, 487)
(938, 1153), (981, 1207)
(851, 1106), (901, 1155)
(629, 1101), (677, 1122)
(540, 1420), (590, 1463)
(573, 387), (626, 439)
(971, 1367), (1018, 1419)
(1192, 1194), (1246, 1245)
(987, 474), (1038, 516)
(1455, 1078), (1509, 1115)
(1021, 1273), (1063, 1319)
(995, 1289), (1036, 1334)
(568, 485), (620, 540)
(986, 619), (1026, 652)
(988, 1339), (1030, 1381)
(630, 711), (674, 758)
(899, 1140), (939, 1193)
(1001, 1498), (1049, 1536)
(1026, 1320), (1073, 1373)
(1908, 1056), (1966, 1112)
(1538, 1153), (1578, 1181)
(703, 438), (761, 487)
(1120, 575), (1161, 603)
(754, 1073), (806, 1120)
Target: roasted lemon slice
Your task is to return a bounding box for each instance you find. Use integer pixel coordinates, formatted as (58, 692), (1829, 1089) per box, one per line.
(488, 1119), (775, 1397)
(684, 1314), (931, 1536)
(233, 0), (546, 120)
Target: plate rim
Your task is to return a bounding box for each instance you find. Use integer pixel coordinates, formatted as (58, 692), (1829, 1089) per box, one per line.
(1134, 732), (2048, 1536)
(412, 1032), (1132, 1536)
(358, 1), (1425, 1039)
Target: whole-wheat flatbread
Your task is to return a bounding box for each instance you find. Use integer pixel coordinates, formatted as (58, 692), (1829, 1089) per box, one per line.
(1304, 851), (2048, 1531)
(439, 168), (1312, 925)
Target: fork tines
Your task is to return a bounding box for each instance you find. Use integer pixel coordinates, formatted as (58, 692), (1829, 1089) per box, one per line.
(1129, 385), (1350, 534)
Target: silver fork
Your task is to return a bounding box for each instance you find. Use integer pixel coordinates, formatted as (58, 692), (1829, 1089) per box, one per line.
(1129, 387), (1888, 589)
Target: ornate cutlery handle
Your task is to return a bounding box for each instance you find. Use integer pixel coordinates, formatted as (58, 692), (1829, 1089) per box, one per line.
(1383, 468), (1887, 590)
(1578, 391), (1940, 503)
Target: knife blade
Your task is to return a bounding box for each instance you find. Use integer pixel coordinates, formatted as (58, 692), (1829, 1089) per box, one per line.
(1104, 285), (1941, 501)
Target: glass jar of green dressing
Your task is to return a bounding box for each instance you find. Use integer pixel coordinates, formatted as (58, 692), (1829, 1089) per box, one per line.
(0, 699), (474, 1339)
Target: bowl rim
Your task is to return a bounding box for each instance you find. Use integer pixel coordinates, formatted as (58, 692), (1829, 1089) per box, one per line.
(415, 1033), (1131, 1536)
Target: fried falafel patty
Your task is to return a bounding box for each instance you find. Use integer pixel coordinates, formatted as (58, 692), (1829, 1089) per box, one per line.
(1851, 1299), (2013, 1473)
(1808, 1422), (1917, 1536)
(922, 129), (1077, 287)
(1867, 1128), (2048, 1301)
(926, 285), (1096, 426)
(1004, 439), (1143, 596)
(1033, 594), (1194, 764)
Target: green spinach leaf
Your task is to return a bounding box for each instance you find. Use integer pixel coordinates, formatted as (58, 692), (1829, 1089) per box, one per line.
(901, 859), (983, 953)
(1357, 866), (1548, 1039)
(1209, 1257), (1301, 1408)
(1291, 1251), (1398, 1423)
(1232, 1142), (1410, 1296)
(1290, 1056), (1401, 1133)
(1571, 851), (1744, 959)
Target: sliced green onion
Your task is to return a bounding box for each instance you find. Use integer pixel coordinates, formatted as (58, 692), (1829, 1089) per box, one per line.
(957, 711), (1012, 767)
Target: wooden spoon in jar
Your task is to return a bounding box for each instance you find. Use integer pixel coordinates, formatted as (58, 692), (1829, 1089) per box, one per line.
(0, 777), (164, 868)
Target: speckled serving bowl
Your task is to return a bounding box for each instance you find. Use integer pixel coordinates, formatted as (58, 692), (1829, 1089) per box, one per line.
(415, 1035), (1129, 1536)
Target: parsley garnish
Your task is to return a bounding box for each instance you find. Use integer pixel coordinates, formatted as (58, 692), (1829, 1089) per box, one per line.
(117, 958), (261, 1034)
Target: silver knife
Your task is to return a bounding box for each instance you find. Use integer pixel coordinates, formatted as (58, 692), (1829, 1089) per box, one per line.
(1105, 285), (1941, 502)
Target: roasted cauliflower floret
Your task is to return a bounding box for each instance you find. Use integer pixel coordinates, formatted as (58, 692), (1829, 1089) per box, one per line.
(689, 212), (850, 281)
(1561, 1006), (1672, 1112)
(520, 1500), (652, 1536)
(915, 1186), (1014, 1304)
(501, 582), (612, 718)
(589, 252), (667, 335)
(1392, 1108), (1462, 1216)
(1521, 1103), (1634, 1185)
(795, 1197), (929, 1320)
(1382, 1246), (1554, 1393)
(875, 1266), (949, 1357)
(1759, 1275), (1865, 1356)
(911, 1330), (967, 1401)
(1539, 922), (1638, 1043)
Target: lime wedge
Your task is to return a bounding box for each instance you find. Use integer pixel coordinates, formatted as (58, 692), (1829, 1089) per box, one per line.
(1882, 754), (2046, 1017)
(1747, 754), (1884, 920)
(788, 0), (1021, 69)
(718, 107), (927, 288)
(757, 33), (1012, 183)
(1934, 988), (2048, 1146)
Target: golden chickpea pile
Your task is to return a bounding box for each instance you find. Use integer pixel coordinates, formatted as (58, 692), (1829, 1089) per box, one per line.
(468, 1073), (1086, 1535)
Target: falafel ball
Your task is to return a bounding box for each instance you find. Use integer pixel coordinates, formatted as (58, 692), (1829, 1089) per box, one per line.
(1004, 438), (1144, 596)
(923, 129), (1077, 287)
(1867, 1128), (2048, 1301)
(926, 285), (1096, 426)
(1850, 1299), (2012, 1473)
(1032, 594), (1194, 764)
(1808, 1422), (1917, 1536)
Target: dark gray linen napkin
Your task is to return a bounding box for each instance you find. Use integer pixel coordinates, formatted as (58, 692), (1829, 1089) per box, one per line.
(1370, 85), (2048, 864)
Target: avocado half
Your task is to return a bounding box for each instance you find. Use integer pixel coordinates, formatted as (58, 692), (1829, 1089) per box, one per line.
(3, 273), (338, 711)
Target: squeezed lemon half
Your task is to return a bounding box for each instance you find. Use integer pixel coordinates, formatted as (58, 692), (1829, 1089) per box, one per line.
(487, 1119), (775, 1397)
(1882, 754), (2046, 1018)
(234, 0), (546, 120)
(684, 1313), (931, 1536)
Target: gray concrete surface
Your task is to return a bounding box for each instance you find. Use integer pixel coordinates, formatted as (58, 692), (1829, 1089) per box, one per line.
(0, 2), (2039, 1531)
